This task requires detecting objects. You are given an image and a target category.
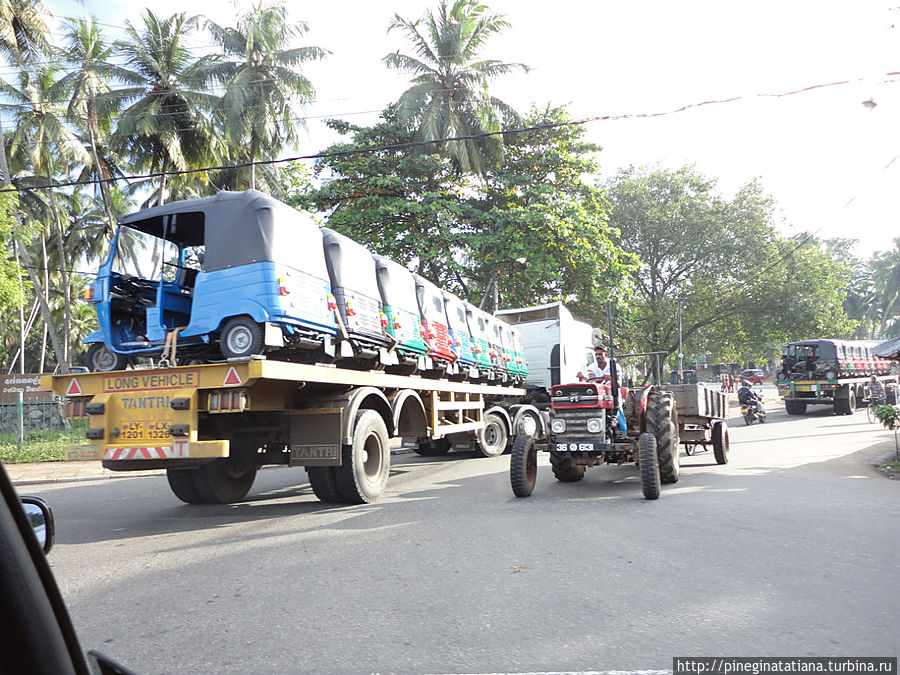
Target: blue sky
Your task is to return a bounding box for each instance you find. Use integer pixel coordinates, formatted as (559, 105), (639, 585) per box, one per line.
(42, 0), (900, 258)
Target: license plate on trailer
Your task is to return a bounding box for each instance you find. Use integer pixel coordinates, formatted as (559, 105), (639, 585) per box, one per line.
(555, 442), (594, 452)
(118, 420), (172, 441)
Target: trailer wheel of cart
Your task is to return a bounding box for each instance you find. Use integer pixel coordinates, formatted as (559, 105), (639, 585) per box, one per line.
(712, 420), (729, 465)
(784, 399), (807, 415)
(415, 438), (451, 456)
(192, 459), (258, 504)
(335, 409), (390, 504)
(549, 451), (585, 482)
(638, 432), (661, 500)
(647, 390), (680, 484)
(166, 468), (206, 504)
(510, 435), (538, 497)
(86, 342), (128, 372)
(476, 412), (508, 458)
(306, 467), (343, 503)
(220, 316), (263, 359)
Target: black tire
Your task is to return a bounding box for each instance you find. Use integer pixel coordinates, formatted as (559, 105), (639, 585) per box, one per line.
(867, 403), (877, 424)
(414, 438), (451, 456)
(834, 389), (855, 415)
(647, 391), (680, 484)
(510, 435), (538, 497)
(475, 412), (508, 458)
(744, 414), (752, 426)
(166, 468), (206, 504)
(86, 342), (128, 372)
(685, 444), (696, 456)
(824, 369), (837, 381)
(306, 466), (343, 503)
(638, 432), (660, 500)
(220, 316), (264, 358)
(334, 409), (390, 504)
(784, 399), (807, 415)
(192, 459), (257, 504)
(549, 451), (585, 482)
(514, 410), (541, 439)
(712, 420), (729, 465)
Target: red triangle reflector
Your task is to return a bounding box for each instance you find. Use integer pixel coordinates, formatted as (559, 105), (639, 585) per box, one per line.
(65, 378), (83, 396)
(223, 367), (241, 386)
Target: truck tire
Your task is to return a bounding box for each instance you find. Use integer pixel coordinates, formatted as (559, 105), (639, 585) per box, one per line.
(192, 459), (257, 504)
(784, 399), (807, 415)
(86, 342), (128, 372)
(166, 468), (205, 504)
(306, 467), (343, 503)
(335, 409), (390, 504)
(712, 420), (729, 465)
(638, 432), (660, 500)
(834, 389), (855, 415)
(510, 435), (538, 497)
(475, 412), (508, 458)
(221, 316), (263, 359)
(549, 451), (585, 482)
(647, 391), (680, 484)
(415, 438), (451, 456)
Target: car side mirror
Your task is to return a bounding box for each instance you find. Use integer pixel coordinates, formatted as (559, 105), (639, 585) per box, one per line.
(20, 497), (54, 554)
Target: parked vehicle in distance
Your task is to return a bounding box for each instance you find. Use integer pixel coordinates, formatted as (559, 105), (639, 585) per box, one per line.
(741, 368), (765, 385)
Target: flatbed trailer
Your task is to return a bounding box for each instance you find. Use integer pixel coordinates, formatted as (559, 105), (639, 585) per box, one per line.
(776, 374), (897, 415)
(42, 358), (535, 505)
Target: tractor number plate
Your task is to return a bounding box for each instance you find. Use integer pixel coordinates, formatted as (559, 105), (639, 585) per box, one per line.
(555, 442), (594, 452)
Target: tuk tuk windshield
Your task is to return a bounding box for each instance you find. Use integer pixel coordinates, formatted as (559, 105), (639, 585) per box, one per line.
(113, 226), (179, 282)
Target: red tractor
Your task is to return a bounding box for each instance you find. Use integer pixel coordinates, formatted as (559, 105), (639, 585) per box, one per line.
(510, 381), (729, 500)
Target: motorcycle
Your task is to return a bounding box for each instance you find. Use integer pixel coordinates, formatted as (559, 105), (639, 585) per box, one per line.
(740, 397), (766, 425)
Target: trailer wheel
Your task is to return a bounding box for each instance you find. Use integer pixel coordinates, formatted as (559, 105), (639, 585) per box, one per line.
(220, 316), (263, 358)
(166, 468), (205, 504)
(510, 435), (538, 497)
(712, 420), (730, 465)
(306, 467), (343, 503)
(335, 409), (390, 504)
(192, 459), (257, 504)
(834, 389), (856, 415)
(785, 399), (807, 415)
(638, 432), (661, 500)
(476, 412), (508, 458)
(647, 391), (680, 484)
(549, 451), (585, 482)
(414, 438), (451, 456)
(86, 342), (128, 372)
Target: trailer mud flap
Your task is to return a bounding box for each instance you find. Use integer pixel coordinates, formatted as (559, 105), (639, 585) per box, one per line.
(289, 409), (343, 466)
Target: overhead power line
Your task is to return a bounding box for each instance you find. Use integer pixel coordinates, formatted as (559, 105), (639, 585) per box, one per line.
(3, 74), (899, 195)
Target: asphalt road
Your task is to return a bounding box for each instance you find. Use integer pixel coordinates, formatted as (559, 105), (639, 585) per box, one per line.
(26, 392), (900, 675)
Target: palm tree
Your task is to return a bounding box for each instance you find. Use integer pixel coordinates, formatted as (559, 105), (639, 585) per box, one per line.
(872, 238), (900, 338)
(384, 0), (528, 175)
(55, 17), (123, 235)
(0, 0), (70, 372)
(204, 1), (326, 191)
(0, 61), (90, 365)
(108, 10), (219, 205)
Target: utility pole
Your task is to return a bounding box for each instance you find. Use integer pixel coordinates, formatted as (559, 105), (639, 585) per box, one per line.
(677, 306), (683, 382)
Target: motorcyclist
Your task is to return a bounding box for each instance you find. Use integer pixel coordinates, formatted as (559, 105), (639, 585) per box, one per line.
(737, 380), (765, 415)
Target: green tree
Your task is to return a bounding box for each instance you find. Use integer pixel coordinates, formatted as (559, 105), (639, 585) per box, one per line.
(605, 165), (853, 374)
(469, 105), (635, 315)
(204, 1), (326, 191)
(55, 16), (123, 234)
(109, 10), (219, 205)
(384, 0), (528, 175)
(299, 108), (470, 289)
(871, 238), (900, 338)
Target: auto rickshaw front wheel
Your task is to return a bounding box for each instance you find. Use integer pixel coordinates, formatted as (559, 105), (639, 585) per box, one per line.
(220, 316), (264, 358)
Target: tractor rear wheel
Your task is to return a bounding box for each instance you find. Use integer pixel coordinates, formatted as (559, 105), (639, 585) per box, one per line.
(647, 390), (680, 484)
(638, 432), (660, 500)
(549, 451), (585, 482)
(510, 435), (538, 497)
